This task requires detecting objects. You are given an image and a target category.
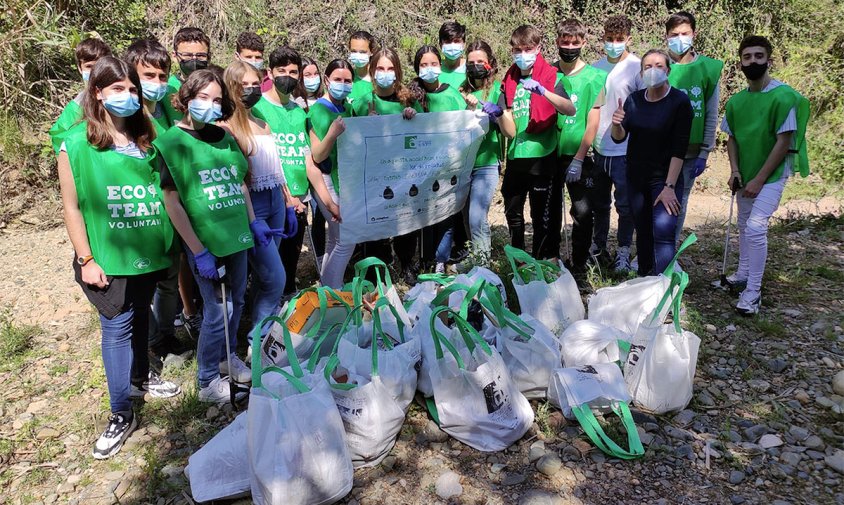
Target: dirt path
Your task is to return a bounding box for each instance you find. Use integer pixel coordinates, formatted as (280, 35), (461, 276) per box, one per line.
(0, 157), (842, 505)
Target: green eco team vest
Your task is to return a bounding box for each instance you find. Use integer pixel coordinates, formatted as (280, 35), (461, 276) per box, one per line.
(470, 82), (504, 168)
(252, 97), (311, 196)
(351, 93), (415, 117)
(725, 84), (810, 183)
(309, 100), (351, 190)
(508, 83), (558, 160)
(440, 66), (467, 90)
(556, 65), (608, 157)
(668, 55), (723, 146)
(150, 101), (177, 131)
(153, 127), (254, 256)
(349, 76), (374, 105)
(425, 84), (466, 112)
(50, 98), (84, 154)
(160, 75), (184, 124)
(64, 130), (174, 276)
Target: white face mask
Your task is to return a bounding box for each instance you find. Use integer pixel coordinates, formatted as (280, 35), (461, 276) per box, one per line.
(642, 67), (669, 88)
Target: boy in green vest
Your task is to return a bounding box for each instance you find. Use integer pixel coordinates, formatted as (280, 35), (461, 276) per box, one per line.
(664, 11), (724, 247)
(722, 35), (809, 315)
(553, 18), (608, 276)
(439, 21), (468, 90)
(48, 38), (112, 154)
(163, 27), (212, 123)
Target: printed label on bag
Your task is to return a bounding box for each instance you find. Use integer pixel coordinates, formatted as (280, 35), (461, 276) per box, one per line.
(335, 396), (366, 420)
(483, 379), (506, 414)
(625, 344), (645, 368)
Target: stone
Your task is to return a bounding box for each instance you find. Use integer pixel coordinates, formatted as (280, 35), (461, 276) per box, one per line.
(743, 425), (768, 442)
(781, 452), (801, 467)
(529, 441), (546, 462)
(780, 309), (801, 317)
(381, 455), (396, 472)
(665, 426), (694, 441)
(759, 434), (784, 449)
(536, 454), (562, 476)
(161, 464), (183, 479)
(747, 379), (770, 392)
(697, 392), (716, 407)
(725, 324), (736, 332)
(435, 471), (462, 500)
(825, 453), (844, 474)
(789, 426), (810, 441)
(730, 495), (746, 504)
(675, 444), (695, 460)
(105, 470), (124, 481)
(491, 463), (507, 473)
(810, 320), (829, 336)
(639, 432), (655, 446)
(36, 427), (61, 440)
(767, 359), (788, 373)
(729, 470), (746, 484)
(27, 399), (49, 414)
(57, 482), (75, 494)
(205, 406), (219, 420)
(519, 490), (563, 505)
(803, 435), (824, 450)
(562, 445), (581, 460)
(502, 472), (527, 486)
(423, 420), (449, 443)
(673, 409), (696, 426)
(704, 324), (717, 334)
(834, 370), (844, 396)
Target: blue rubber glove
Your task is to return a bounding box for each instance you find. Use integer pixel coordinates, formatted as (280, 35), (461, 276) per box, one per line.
(481, 101), (503, 118)
(520, 78), (546, 96)
(249, 219), (273, 247)
(566, 158), (583, 183)
(271, 206), (300, 239)
(194, 248), (219, 280)
(692, 157), (707, 178)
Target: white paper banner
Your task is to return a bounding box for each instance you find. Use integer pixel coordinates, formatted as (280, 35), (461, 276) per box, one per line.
(337, 110), (488, 244)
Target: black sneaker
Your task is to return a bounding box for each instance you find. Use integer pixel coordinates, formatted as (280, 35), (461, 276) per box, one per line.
(92, 411), (137, 460)
(179, 312), (202, 341)
(130, 372), (181, 399)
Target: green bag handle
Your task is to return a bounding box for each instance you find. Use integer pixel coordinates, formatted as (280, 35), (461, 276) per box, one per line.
(321, 354), (358, 391)
(429, 306), (493, 365)
(353, 257), (394, 296)
(477, 283), (533, 341)
(645, 271), (689, 332)
(304, 322), (343, 373)
(250, 316), (305, 389)
(504, 245), (560, 284)
(281, 286), (351, 339)
(430, 282), (476, 308)
(371, 295), (407, 345)
(662, 233), (697, 276)
(431, 279), (490, 323)
(346, 277), (377, 323)
(259, 366), (310, 398)
(572, 401), (644, 460)
(306, 304), (366, 372)
(417, 273), (456, 285)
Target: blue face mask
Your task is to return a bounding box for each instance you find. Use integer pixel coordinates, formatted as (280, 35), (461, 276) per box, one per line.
(327, 81), (353, 100)
(418, 66), (441, 83)
(103, 91), (141, 117)
(441, 43), (465, 61)
(82, 71), (91, 82)
(374, 70), (396, 88)
(141, 81), (168, 102)
(348, 53), (370, 69)
(604, 41), (626, 58)
(667, 35), (693, 56)
(188, 99), (222, 123)
(513, 51), (537, 71)
(248, 59), (264, 71)
(303, 76), (321, 93)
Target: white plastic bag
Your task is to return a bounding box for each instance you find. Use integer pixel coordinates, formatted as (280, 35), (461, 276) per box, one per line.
(352, 257), (413, 328)
(427, 307), (534, 452)
(560, 320), (632, 367)
(623, 271), (701, 414)
(505, 246), (584, 334)
(248, 326), (353, 505)
(185, 412), (250, 502)
(548, 363), (644, 459)
(466, 266), (508, 305)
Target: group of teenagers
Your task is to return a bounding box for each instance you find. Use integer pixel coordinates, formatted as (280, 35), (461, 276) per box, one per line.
(50, 11), (808, 460)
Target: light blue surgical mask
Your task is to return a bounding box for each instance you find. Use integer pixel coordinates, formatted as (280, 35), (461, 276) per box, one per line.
(82, 71), (91, 82)
(103, 92), (141, 117)
(642, 67), (669, 88)
(667, 35), (693, 56)
(327, 81), (353, 100)
(141, 80), (168, 102)
(513, 51), (538, 71)
(188, 99), (222, 124)
(604, 41), (626, 58)
(248, 59), (264, 71)
(374, 70), (396, 88)
(348, 53), (370, 69)
(303, 76), (321, 93)
(442, 43), (465, 61)
(418, 66), (441, 83)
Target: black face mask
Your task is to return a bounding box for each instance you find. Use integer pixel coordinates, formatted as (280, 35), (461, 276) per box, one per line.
(241, 86), (262, 108)
(178, 59), (208, 76)
(273, 75), (298, 95)
(466, 63), (490, 80)
(740, 61), (768, 81)
(558, 47), (581, 63)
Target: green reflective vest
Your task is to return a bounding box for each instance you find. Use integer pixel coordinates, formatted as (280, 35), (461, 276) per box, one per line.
(556, 65), (607, 157)
(470, 82), (504, 167)
(252, 96), (311, 196)
(508, 83), (558, 160)
(668, 55), (723, 147)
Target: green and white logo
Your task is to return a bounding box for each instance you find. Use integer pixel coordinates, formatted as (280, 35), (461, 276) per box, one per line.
(133, 257), (151, 270)
(238, 232), (252, 244)
(404, 136), (418, 149)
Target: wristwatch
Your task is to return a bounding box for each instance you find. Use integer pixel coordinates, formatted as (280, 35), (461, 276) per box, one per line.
(77, 255), (94, 266)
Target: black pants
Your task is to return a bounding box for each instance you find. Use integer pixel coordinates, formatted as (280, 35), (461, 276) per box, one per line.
(279, 209), (309, 295)
(394, 231), (419, 269)
(311, 201), (326, 258)
(563, 156), (600, 269)
(501, 155), (558, 260)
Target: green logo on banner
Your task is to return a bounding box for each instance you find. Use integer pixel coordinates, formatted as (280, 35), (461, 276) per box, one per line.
(404, 136), (417, 149)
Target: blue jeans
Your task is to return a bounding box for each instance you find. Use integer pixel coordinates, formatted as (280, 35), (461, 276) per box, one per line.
(249, 186), (286, 333)
(184, 247), (248, 388)
(674, 157), (697, 245)
(100, 272), (159, 413)
(592, 153), (634, 251)
(468, 165), (500, 258)
(627, 174), (685, 276)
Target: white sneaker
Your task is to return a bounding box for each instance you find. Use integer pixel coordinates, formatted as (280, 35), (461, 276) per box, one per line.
(435, 262), (446, 274)
(220, 355), (252, 383)
(199, 376), (248, 404)
(92, 411), (137, 460)
(736, 290), (762, 316)
(130, 371), (181, 399)
(613, 246), (631, 273)
(630, 256), (639, 272)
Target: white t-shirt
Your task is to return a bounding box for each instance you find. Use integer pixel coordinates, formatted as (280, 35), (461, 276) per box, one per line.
(592, 53), (642, 157)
